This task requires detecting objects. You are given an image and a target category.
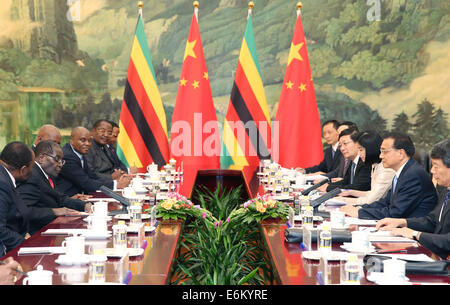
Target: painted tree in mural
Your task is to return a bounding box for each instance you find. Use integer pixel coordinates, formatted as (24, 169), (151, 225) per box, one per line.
(432, 108), (450, 144)
(392, 112), (412, 135)
(412, 99), (448, 150)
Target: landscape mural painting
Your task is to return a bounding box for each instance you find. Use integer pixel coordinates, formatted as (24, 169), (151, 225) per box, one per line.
(0, 0), (448, 155)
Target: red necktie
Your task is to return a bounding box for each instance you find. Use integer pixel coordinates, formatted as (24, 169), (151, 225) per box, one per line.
(48, 177), (55, 189)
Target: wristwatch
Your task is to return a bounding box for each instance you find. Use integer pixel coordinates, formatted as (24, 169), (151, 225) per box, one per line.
(412, 231), (420, 241)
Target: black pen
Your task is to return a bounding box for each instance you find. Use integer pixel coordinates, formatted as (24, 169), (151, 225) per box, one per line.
(0, 260), (29, 277)
(375, 249), (407, 254)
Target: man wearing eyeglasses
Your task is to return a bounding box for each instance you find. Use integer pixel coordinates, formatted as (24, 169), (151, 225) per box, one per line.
(16, 141), (92, 235)
(341, 132), (437, 220)
(85, 119), (130, 181)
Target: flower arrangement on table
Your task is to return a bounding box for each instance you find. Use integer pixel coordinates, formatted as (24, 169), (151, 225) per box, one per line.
(148, 192), (211, 221)
(226, 194), (290, 225)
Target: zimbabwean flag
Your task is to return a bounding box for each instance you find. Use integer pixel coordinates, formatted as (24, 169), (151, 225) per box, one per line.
(221, 13), (271, 197)
(117, 13), (169, 171)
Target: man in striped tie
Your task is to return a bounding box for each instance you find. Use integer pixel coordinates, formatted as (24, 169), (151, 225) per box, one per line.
(377, 139), (450, 259)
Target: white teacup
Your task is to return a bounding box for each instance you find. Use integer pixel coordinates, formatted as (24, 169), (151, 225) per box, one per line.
(383, 259), (406, 283)
(23, 265), (53, 285)
(62, 235), (86, 257)
(351, 231), (370, 250)
(87, 216), (108, 232)
(92, 201), (108, 218)
(147, 163), (158, 174)
(330, 210), (346, 228)
(60, 267), (88, 284)
(131, 176), (144, 188)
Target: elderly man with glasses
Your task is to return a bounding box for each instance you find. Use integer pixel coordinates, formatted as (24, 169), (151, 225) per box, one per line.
(16, 141), (91, 235)
(85, 119), (131, 181)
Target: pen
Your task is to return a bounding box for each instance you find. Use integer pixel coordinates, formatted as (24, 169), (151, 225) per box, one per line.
(316, 271), (324, 285)
(0, 260), (29, 277)
(375, 249), (407, 254)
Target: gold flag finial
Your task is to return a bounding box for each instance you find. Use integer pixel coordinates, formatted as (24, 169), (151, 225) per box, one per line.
(297, 2), (303, 10)
(249, 1), (255, 9)
(193, 1), (199, 8)
(138, 1), (144, 9)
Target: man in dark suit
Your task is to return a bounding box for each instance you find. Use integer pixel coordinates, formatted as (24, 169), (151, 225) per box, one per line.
(376, 139), (450, 259)
(85, 119), (129, 181)
(302, 120), (342, 175)
(0, 142), (34, 253)
(324, 127), (372, 192)
(342, 132), (437, 220)
(16, 141), (91, 235)
(31, 124), (61, 152)
(56, 127), (132, 197)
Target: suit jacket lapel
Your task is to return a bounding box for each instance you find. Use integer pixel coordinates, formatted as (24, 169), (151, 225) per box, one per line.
(0, 166), (30, 232)
(34, 163), (60, 203)
(94, 141), (113, 168)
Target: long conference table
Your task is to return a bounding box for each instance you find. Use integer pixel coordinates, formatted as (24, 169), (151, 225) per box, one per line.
(4, 195), (184, 285)
(3, 192), (449, 285)
(260, 218), (450, 285)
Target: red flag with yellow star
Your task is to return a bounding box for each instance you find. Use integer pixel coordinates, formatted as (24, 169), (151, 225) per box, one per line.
(274, 11), (323, 169)
(170, 12), (220, 197)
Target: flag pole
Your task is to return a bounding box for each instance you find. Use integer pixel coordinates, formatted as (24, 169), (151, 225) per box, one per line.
(248, 1), (254, 19)
(297, 2), (302, 17)
(193, 1), (199, 20)
(138, 1), (143, 18)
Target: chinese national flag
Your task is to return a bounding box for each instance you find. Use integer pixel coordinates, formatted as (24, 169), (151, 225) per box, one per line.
(170, 12), (220, 198)
(274, 12), (323, 169)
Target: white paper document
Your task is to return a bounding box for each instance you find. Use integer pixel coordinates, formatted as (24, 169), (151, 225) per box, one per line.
(324, 198), (349, 206)
(305, 175), (328, 181)
(345, 217), (378, 226)
(370, 253), (435, 262)
(18, 247), (66, 255)
(369, 230), (416, 243)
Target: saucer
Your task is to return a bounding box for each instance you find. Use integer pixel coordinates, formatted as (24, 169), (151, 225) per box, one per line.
(330, 223), (350, 230)
(80, 231), (112, 239)
(100, 248), (144, 258)
(302, 251), (349, 261)
(114, 214), (151, 220)
(55, 254), (91, 266)
(83, 215), (112, 222)
(366, 272), (411, 285)
(272, 195), (292, 201)
(127, 225), (157, 233)
(341, 242), (375, 254)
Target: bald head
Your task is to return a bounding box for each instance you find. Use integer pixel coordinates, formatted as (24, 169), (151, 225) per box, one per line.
(70, 126), (92, 155)
(35, 124), (61, 145)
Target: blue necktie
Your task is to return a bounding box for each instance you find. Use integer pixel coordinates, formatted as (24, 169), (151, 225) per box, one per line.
(392, 176), (398, 193)
(444, 190), (450, 208)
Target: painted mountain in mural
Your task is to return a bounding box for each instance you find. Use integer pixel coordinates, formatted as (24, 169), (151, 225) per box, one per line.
(0, 0), (448, 148)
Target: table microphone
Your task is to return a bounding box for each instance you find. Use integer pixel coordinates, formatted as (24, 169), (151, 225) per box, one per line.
(309, 188), (342, 209)
(99, 186), (130, 216)
(301, 178), (329, 196)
